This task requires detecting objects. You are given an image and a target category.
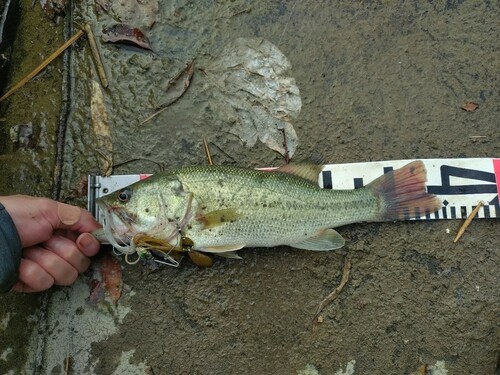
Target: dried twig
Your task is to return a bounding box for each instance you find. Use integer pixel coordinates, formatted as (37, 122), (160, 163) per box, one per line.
(312, 257), (351, 328)
(64, 355), (70, 374)
(140, 62), (195, 125)
(203, 137), (213, 165)
(281, 128), (290, 164)
(84, 23), (108, 88)
(231, 7), (251, 17)
(0, 29), (84, 102)
(454, 201), (484, 243)
(113, 157), (166, 171)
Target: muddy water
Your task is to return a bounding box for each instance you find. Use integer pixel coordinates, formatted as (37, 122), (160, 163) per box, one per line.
(1, 1), (499, 374)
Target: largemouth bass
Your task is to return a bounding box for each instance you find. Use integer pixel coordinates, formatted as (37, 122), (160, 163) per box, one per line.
(95, 161), (441, 262)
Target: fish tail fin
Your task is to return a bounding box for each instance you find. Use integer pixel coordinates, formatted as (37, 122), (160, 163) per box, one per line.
(366, 160), (441, 221)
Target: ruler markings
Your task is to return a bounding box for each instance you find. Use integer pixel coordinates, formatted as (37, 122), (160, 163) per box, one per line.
(322, 171), (332, 189)
(450, 206), (456, 219)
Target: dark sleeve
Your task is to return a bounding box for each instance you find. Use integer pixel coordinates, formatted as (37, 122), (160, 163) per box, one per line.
(0, 203), (22, 293)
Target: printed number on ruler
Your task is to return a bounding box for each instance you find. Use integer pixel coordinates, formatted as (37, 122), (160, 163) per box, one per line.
(320, 158), (500, 220)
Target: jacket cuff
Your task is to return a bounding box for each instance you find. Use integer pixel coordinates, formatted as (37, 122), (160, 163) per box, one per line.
(0, 202), (22, 292)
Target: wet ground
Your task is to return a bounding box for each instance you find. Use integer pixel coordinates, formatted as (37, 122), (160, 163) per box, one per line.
(0, 1), (499, 374)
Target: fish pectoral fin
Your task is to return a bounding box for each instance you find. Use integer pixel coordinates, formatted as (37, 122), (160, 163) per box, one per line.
(289, 229), (345, 251)
(197, 208), (240, 229)
(201, 244), (245, 253)
(215, 251), (243, 260)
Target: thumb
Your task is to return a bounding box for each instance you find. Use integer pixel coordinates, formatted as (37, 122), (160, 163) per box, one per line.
(55, 202), (101, 233)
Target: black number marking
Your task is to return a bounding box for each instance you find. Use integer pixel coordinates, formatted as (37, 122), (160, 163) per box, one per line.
(427, 165), (497, 195)
(322, 171), (332, 189)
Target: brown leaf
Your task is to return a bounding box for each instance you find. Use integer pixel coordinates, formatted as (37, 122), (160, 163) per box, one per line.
(461, 102), (479, 112)
(163, 61), (195, 105)
(87, 253), (123, 306)
(64, 174), (88, 201)
(102, 24), (152, 51)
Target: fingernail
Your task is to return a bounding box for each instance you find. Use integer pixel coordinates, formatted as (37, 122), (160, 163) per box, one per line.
(77, 233), (99, 256)
(58, 203), (81, 225)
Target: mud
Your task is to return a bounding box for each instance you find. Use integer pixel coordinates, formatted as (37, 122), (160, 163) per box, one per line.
(0, 1), (499, 374)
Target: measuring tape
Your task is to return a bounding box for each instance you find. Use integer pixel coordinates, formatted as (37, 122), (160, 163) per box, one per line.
(319, 158), (499, 220)
(88, 158), (500, 222)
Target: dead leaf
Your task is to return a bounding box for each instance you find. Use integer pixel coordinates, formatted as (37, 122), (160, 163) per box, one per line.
(201, 38), (301, 158)
(87, 253), (123, 306)
(102, 24), (152, 51)
(163, 61), (195, 105)
(90, 79), (113, 176)
(64, 174), (88, 201)
(461, 102), (479, 112)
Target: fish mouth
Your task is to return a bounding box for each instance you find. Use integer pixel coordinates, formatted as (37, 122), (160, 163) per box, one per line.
(95, 201), (137, 254)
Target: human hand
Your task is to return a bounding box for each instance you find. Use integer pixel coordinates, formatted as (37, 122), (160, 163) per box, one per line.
(0, 195), (101, 293)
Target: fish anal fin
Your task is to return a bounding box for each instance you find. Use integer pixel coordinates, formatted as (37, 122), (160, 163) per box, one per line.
(276, 163), (323, 183)
(197, 208), (240, 229)
(290, 229), (345, 251)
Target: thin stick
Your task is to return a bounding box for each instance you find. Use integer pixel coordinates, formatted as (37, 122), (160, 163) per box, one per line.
(64, 355), (70, 374)
(84, 24), (108, 88)
(0, 29), (84, 102)
(113, 157), (165, 171)
(140, 106), (167, 125)
(140, 62), (195, 125)
(281, 128), (290, 164)
(203, 137), (213, 165)
(454, 201), (484, 243)
(312, 258), (351, 327)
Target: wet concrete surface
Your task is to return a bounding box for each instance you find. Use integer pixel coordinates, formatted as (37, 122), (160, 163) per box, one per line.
(0, 1), (499, 374)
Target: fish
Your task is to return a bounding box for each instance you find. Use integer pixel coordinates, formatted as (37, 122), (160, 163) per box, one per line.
(94, 160), (441, 264)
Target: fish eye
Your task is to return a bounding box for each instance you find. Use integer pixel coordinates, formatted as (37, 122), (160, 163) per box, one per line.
(118, 189), (132, 203)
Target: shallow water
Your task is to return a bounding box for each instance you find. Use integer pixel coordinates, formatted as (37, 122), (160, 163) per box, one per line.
(0, 1), (499, 374)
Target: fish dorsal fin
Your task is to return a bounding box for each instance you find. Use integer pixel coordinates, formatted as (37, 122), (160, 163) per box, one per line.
(197, 208), (240, 229)
(276, 163), (323, 183)
(289, 229), (345, 251)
